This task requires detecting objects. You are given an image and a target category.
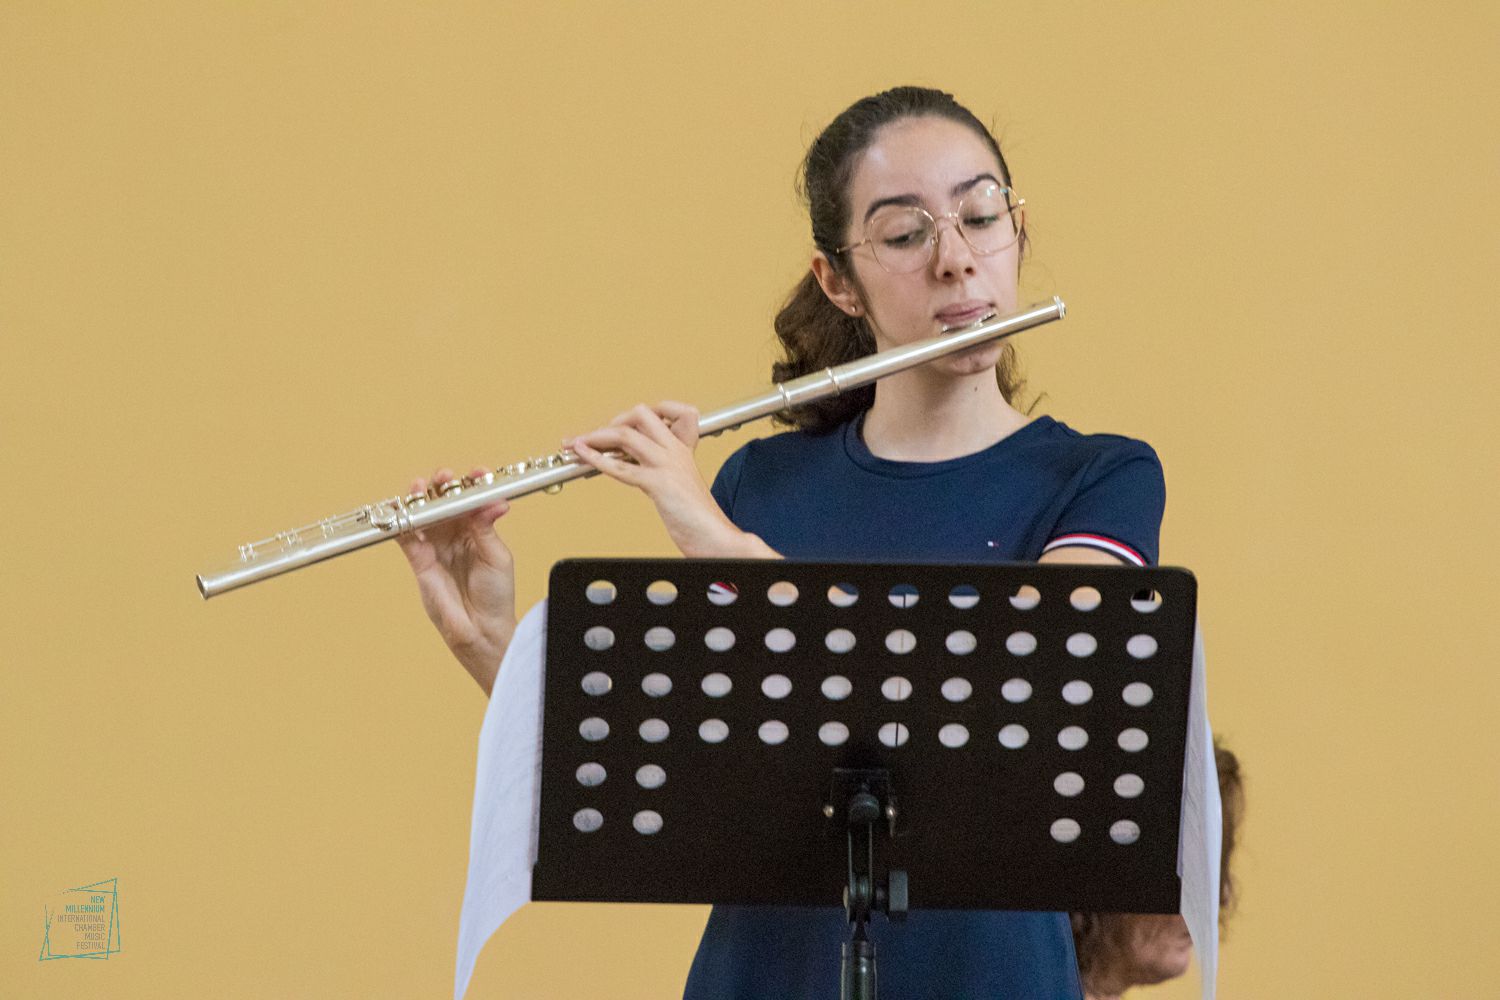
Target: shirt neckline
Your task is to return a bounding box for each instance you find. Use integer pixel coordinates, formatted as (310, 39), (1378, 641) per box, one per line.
(842, 412), (1055, 478)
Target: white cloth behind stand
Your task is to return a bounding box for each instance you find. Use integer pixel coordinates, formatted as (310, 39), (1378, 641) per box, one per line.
(1178, 626), (1222, 1000)
(453, 600), (548, 1000)
(453, 601), (1219, 1000)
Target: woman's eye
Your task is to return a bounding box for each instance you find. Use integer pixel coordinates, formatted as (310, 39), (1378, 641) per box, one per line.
(964, 213), (1001, 230)
(882, 227), (927, 248)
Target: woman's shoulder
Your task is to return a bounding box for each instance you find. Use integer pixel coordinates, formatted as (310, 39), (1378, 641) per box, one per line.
(1024, 418), (1166, 564)
(709, 423), (850, 516)
(719, 422), (849, 470)
(1016, 418), (1165, 516)
(1025, 416), (1162, 472)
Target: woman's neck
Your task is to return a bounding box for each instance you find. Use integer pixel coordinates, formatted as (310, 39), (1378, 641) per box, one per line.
(860, 366), (1029, 461)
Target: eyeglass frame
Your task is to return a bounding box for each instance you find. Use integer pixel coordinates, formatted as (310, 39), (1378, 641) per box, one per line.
(832, 183), (1027, 273)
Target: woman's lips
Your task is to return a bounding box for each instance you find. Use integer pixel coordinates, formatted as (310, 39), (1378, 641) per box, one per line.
(937, 303), (993, 329)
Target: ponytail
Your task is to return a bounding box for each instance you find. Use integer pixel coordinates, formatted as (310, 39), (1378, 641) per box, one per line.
(770, 271), (876, 432)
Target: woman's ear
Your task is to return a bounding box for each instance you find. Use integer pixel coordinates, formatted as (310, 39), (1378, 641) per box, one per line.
(811, 253), (865, 317)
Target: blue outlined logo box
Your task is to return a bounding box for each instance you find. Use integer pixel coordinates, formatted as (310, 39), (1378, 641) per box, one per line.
(40, 878), (121, 960)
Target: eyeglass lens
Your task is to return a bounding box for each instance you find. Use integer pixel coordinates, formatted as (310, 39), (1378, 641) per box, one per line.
(867, 184), (1023, 273)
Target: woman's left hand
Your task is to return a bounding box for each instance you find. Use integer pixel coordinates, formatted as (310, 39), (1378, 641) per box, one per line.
(566, 400), (758, 558)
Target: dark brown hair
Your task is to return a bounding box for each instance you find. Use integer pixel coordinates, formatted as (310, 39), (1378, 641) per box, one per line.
(1071, 738), (1247, 985)
(772, 86), (1027, 433)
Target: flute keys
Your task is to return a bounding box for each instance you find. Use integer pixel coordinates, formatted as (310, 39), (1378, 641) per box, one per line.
(368, 502), (399, 531)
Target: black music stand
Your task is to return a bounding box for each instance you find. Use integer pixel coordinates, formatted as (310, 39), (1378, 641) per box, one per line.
(532, 559), (1196, 999)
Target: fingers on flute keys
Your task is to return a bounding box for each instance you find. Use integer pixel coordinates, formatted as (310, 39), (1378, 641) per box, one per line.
(652, 400), (702, 448)
(567, 401), (700, 483)
(399, 467), (509, 547)
(612, 402), (700, 449)
(465, 467), (511, 525)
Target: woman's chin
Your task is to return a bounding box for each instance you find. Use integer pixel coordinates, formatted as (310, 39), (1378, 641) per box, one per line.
(943, 346), (1003, 376)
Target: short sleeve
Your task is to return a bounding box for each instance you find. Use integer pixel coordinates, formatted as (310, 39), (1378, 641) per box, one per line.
(1042, 440), (1165, 566)
(710, 444), (749, 520)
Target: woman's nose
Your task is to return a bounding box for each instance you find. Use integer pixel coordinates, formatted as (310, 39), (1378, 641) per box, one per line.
(931, 218), (977, 276)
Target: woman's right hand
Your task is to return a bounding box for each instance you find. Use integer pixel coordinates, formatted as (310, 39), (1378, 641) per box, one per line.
(396, 467), (516, 696)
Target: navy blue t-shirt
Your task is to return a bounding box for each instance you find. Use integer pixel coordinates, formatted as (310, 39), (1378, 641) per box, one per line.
(684, 413), (1165, 1000)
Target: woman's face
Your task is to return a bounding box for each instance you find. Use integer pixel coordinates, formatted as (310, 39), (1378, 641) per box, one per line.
(831, 116), (1022, 374)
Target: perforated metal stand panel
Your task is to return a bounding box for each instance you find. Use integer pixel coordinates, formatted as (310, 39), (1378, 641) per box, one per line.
(533, 559), (1196, 914)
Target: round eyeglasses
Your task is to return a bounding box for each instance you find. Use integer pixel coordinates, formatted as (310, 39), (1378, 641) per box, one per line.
(835, 183), (1026, 274)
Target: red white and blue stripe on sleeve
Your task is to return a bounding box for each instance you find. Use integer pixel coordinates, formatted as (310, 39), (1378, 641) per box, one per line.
(1041, 533), (1148, 567)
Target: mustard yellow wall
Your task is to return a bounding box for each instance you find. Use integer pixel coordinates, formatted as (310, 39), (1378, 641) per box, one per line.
(4, 3), (1496, 997)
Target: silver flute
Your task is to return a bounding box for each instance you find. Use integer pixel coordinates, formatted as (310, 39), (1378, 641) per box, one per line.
(196, 297), (1065, 598)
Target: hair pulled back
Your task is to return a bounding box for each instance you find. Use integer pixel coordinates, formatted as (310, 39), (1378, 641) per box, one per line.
(772, 86), (1027, 433)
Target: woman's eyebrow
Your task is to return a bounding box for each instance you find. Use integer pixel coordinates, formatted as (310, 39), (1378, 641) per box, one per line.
(952, 172), (1001, 198)
(862, 173), (1003, 222)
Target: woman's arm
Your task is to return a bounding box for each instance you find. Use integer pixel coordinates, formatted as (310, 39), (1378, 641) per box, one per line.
(1038, 546), (1129, 566)
(397, 400), (784, 699)
(567, 401), (781, 560)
